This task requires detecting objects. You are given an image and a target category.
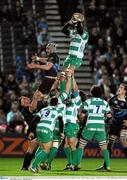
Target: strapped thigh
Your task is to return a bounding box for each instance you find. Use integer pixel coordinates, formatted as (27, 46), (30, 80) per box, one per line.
(79, 136), (88, 146)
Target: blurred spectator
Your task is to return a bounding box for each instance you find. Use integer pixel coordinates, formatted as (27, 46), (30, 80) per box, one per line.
(100, 74), (111, 99)
(57, 0), (79, 25)
(0, 5), (12, 23)
(0, 110), (7, 133)
(5, 74), (19, 93)
(96, 38), (108, 54)
(19, 76), (31, 96)
(86, 1), (99, 26)
(101, 11), (113, 30)
(3, 90), (17, 114)
(37, 17), (48, 31)
(11, 0), (24, 23)
(7, 101), (25, 133)
(88, 27), (101, 48)
(36, 28), (52, 52)
(15, 56), (27, 82)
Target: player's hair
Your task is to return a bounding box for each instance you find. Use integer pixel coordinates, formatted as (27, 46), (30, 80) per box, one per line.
(120, 83), (127, 95)
(46, 43), (56, 51)
(64, 98), (72, 106)
(79, 90), (87, 102)
(49, 89), (59, 97)
(50, 96), (58, 106)
(90, 85), (102, 97)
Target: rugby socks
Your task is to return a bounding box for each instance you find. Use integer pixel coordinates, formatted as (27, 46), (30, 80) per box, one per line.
(35, 146), (42, 157)
(64, 147), (72, 164)
(123, 147), (127, 158)
(72, 149), (77, 165)
(22, 152), (34, 169)
(76, 147), (83, 165)
(32, 148), (48, 169)
(102, 149), (110, 168)
(47, 147), (58, 165)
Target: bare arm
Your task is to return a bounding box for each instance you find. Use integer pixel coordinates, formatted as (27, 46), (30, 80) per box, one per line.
(65, 70), (72, 94)
(27, 62), (53, 71)
(72, 76), (78, 92)
(31, 55), (48, 63)
(50, 78), (60, 91)
(29, 90), (43, 112)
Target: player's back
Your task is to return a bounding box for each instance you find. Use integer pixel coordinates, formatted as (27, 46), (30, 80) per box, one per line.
(84, 97), (110, 129)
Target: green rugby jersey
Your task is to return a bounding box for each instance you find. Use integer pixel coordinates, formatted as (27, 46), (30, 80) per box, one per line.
(37, 106), (62, 131)
(58, 92), (68, 104)
(84, 97), (111, 129)
(54, 103), (66, 131)
(66, 93), (82, 123)
(69, 30), (89, 58)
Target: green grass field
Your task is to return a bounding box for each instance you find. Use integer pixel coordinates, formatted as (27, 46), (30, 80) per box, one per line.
(0, 158), (127, 176)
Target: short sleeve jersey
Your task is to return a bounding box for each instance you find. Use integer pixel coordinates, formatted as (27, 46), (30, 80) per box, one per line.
(84, 97), (111, 128)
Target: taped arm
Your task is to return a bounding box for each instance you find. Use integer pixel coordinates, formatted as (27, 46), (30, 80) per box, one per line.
(58, 116), (64, 133)
(62, 21), (72, 36)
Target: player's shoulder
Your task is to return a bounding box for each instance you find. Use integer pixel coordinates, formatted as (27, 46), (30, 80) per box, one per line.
(85, 98), (92, 104)
(102, 99), (109, 105)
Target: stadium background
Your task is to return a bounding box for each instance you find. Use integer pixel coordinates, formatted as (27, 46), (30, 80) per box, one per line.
(0, 0), (127, 160)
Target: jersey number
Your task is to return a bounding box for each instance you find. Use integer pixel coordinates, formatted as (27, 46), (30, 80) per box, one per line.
(94, 105), (102, 113)
(45, 110), (50, 117)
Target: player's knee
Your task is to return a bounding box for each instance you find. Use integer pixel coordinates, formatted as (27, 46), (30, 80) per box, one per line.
(120, 129), (127, 147)
(52, 141), (59, 148)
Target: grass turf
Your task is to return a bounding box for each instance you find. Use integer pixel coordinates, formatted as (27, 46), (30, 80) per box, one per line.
(0, 158), (127, 176)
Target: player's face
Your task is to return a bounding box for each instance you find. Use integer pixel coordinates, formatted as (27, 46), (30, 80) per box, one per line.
(21, 96), (31, 107)
(117, 85), (126, 96)
(46, 47), (51, 55)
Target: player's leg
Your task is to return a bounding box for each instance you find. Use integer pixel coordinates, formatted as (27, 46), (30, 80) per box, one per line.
(31, 142), (52, 172)
(21, 138), (38, 170)
(68, 137), (77, 168)
(76, 127), (93, 168)
(99, 143), (110, 171)
(30, 128), (53, 172)
(44, 131), (62, 170)
(96, 131), (111, 171)
(63, 138), (73, 170)
(76, 137), (88, 167)
(46, 141), (60, 169)
(65, 123), (79, 170)
(96, 122), (118, 170)
(119, 122), (127, 158)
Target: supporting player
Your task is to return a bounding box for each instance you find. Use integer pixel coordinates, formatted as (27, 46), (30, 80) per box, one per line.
(40, 70), (72, 170)
(63, 77), (82, 171)
(76, 85), (112, 171)
(30, 70), (72, 173)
